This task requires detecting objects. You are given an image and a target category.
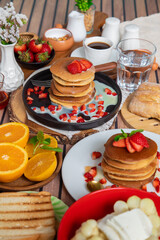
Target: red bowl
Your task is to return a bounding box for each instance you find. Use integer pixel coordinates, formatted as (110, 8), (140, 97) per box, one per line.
(58, 188), (160, 240)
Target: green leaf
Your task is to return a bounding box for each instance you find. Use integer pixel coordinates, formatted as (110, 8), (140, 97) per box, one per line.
(29, 136), (38, 146)
(37, 131), (44, 144)
(43, 138), (51, 145)
(114, 135), (125, 141)
(129, 129), (143, 137)
(41, 146), (63, 152)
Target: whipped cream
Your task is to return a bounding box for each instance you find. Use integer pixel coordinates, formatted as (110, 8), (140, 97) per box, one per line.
(98, 209), (152, 240)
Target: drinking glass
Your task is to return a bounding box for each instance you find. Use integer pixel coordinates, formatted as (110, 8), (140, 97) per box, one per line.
(116, 38), (157, 92)
(0, 73), (9, 109)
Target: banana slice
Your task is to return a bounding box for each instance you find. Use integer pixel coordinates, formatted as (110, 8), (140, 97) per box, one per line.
(127, 196), (141, 209)
(113, 200), (128, 214)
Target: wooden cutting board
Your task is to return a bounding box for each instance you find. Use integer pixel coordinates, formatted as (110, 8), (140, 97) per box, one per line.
(8, 11), (111, 145)
(121, 94), (160, 134)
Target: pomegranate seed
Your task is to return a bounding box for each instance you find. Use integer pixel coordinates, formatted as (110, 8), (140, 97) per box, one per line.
(111, 184), (117, 188)
(41, 86), (45, 91)
(112, 92), (117, 96)
(99, 94), (102, 98)
(51, 111), (55, 114)
(68, 119), (71, 123)
(141, 184), (147, 191)
(40, 106), (45, 111)
(99, 178), (107, 184)
(34, 86), (39, 92)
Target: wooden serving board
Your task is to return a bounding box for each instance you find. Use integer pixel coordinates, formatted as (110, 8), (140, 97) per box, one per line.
(8, 11), (114, 145)
(0, 152), (62, 191)
(121, 94), (160, 134)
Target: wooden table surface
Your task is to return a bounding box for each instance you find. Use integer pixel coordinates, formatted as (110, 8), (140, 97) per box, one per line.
(0, 0), (160, 207)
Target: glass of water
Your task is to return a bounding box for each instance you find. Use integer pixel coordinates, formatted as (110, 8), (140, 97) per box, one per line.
(116, 38), (157, 92)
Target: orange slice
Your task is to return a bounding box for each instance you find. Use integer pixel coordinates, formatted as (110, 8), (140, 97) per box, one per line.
(0, 122), (29, 148)
(0, 143), (28, 182)
(24, 152), (57, 181)
(25, 134), (58, 158)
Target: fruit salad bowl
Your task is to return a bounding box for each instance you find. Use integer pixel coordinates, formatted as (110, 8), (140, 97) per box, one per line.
(15, 49), (55, 70)
(58, 188), (160, 240)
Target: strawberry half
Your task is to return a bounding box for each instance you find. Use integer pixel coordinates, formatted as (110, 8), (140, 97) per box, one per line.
(125, 137), (135, 153)
(79, 59), (92, 69)
(113, 138), (126, 147)
(129, 138), (144, 152)
(129, 132), (149, 148)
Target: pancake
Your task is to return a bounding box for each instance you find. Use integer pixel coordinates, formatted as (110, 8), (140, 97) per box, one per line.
(104, 172), (155, 189)
(105, 134), (157, 162)
(50, 57), (95, 82)
(104, 153), (156, 170)
(51, 81), (95, 97)
(53, 74), (94, 86)
(49, 88), (96, 108)
(54, 80), (90, 94)
(101, 157), (157, 177)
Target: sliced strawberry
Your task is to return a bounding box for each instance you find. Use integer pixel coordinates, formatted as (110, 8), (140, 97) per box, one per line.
(79, 59), (92, 69)
(27, 100), (33, 105)
(88, 103), (95, 109)
(27, 88), (34, 93)
(84, 172), (94, 181)
(51, 111), (55, 114)
(157, 151), (160, 160)
(99, 178), (107, 184)
(95, 95), (99, 101)
(129, 132), (149, 148)
(113, 138), (126, 148)
(41, 86), (45, 91)
(80, 104), (86, 111)
(33, 107), (36, 111)
(72, 105), (78, 111)
(105, 88), (112, 95)
(77, 118), (85, 123)
(27, 96), (33, 101)
(84, 110), (89, 115)
(89, 167), (97, 177)
(129, 138), (144, 152)
(59, 113), (67, 120)
(38, 93), (48, 99)
(103, 112), (108, 117)
(48, 105), (55, 111)
(90, 108), (96, 113)
(125, 137), (135, 153)
(98, 106), (104, 111)
(141, 184), (147, 191)
(91, 151), (102, 160)
(40, 106), (45, 111)
(79, 61), (87, 71)
(68, 119), (71, 123)
(57, 105), (62, 111)
(112, 92), (117, 96)
(153, 177), (160, 188)
(98, 101), (104, 105)
(34, 86), (39, 92)
(72, 110), (77, 115)
(71, 60), (82, 73)
(98, 162), (101, 166)
(70, 115), (77, 120)
(67, 60), (82, 74)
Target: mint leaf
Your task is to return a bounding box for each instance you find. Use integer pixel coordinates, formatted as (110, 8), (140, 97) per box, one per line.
(29, 136), (38, 145)
(129, 129), (143, 137)
(37, 131), (44, 144)
(43, 138), (51, 145)
(41, 146), (63, 152)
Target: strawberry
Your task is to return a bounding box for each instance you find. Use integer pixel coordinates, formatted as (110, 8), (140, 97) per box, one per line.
(72, 105), (78, 111)
(105, 88), (112, 95)
(27, 100), (33, 105)
(91, 151), (102, 160)
(112, 92), (117, 96)
(40, 42), (52, 55)
(38, 93), (48, 99)
(79, 59), (92, 69)
(28, 39), (42, 53)
(57, 105), (62, 111)
(153, 177), (159, 188)
(129, 132), (149, 148)
(129, 138), (144, 152)
(41, 86), (45, 91)
(113, 138), (126, 147)
(125, 137), (135, 153)
(99, 178), (107, 184)
(40, 106), (45, 111)
(67, 60), (82, 74)
(34, 86), (39, 91)
(35, 52), (49, 62)
(98, 101), (104, 105)
(80, 104), (86, 111)
(59, 114), (67, 120)
(90, 108), (96, 113)
(27, 96), (33, 101)
(48, 105), (56, 111)
(33, 107), (36, 111)
(88, 167), (97, 177)
(88, 103), (95, 109)
(77, 118), (85, 123)
(14, 38), (27, 53)
(79, 61), (87, 71)
(141, 184), (147, 191)
(157, 151), (160, 160)
(84, 172), (93, 182)
(84, 110), (89, 115)
(18, 50), (34, 63)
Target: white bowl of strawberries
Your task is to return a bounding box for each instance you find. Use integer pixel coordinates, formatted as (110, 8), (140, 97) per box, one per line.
(14, 38), (55, 69)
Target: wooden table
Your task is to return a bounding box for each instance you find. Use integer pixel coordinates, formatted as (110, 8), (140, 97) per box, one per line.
(0, 0), (160, 207)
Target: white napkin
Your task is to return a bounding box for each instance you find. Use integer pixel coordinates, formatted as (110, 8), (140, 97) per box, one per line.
(120, 13), (160, 66)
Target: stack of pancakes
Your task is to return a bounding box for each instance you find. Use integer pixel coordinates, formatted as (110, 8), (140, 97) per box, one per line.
(0, 191), (56, 240)
(49, 57), (95, 108)
(102, 134), (158, 188)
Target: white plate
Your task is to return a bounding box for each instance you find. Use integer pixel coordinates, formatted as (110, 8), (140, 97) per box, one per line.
(62, 129), (160, 200)
(70, 47), (117, 66)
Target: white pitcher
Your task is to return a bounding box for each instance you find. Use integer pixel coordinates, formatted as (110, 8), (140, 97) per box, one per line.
(67, 11), (86, 42)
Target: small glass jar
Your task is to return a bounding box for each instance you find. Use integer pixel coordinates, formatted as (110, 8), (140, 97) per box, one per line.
(74, 4), (96, 34)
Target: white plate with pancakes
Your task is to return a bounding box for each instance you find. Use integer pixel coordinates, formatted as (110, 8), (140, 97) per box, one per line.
(71, 47), (117, 66)
(62, 129), (160, 200)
